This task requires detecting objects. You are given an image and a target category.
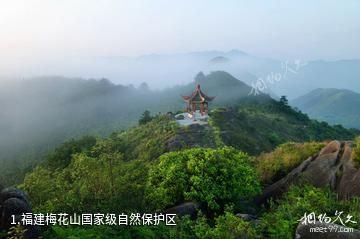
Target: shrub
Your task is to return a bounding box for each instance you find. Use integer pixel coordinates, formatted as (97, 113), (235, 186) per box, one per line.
(208, 212), (257, 239)
(258, 185), (340, 239)
(146, 147), (260, 213)
(256, 142), (325, 184)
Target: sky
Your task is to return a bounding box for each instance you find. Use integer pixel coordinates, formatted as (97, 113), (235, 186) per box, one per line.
(0, 0), (359, 78)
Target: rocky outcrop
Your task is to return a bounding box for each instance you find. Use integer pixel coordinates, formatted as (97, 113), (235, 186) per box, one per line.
(337, 145), (360, 200)
(295, 222), (360, 239)
(166, 124), (217, 151)
(0, 187), (39, 239)
(257, 140), (360, 205)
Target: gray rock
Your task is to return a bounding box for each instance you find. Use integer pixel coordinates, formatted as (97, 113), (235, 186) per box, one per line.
(256, 141), (360, 205)
(0, 187), (39, 239)
(0, 187), (31, 207)
(2, 198), (32, 226)
(337, 144), (360, 200)
(164, 202), (200, 218)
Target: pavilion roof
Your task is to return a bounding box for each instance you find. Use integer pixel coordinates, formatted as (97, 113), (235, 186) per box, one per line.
(181, 84), (215, 103)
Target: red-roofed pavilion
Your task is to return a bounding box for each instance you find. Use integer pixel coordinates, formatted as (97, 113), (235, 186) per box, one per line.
(181, 84), (215, 115)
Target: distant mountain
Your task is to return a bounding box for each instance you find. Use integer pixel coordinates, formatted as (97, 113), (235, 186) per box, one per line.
(124, 52), (360, 99)
(209, 56), (231, 64)
(291, 88), (360, 129)
(270, 59), (360, 99)
(3, 49), (360, 99)
(188, 49), (247, 59)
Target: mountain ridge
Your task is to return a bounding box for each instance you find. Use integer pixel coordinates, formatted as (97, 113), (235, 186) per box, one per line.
(292, 88), (360, 129)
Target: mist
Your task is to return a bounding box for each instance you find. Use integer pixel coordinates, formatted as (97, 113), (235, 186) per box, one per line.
(1, 0), (360, 81)
(1, 0), (360, 186)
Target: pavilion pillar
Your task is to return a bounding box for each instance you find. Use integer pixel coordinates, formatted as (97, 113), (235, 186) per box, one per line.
(200, 103), (204, 115)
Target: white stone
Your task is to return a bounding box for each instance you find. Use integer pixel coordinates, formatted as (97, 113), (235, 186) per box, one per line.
(175, 110), (209, 126)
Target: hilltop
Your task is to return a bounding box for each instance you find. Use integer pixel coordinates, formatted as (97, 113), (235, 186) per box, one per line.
(292, 88), (360, 129)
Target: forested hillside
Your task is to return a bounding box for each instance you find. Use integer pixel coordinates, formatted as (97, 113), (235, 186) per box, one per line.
(292, 88), (360, 129)
(13, 98), (360, 238)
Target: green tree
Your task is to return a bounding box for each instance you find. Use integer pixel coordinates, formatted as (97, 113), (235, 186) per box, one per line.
(146, 147), (260, 213)
(206, 212), (257, 239)
(138, 110), (153, 125)
(279, 95), (289, 106)
(46, 136), (97, 169)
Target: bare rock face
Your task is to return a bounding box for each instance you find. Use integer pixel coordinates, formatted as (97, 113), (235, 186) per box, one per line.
(300, 140), (342, 189)
(257, 140), (360, 205)
(337, 143), (360, 200)
(295, 222), (360, 239)
(0, 187), (39, 239)
(166, 124), (216, 151)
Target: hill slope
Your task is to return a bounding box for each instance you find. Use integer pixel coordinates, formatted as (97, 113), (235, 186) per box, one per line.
(292, 88), (360, 129)
(15, 100), (360, 238)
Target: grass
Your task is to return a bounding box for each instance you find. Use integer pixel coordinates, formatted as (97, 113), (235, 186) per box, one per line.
(352, 136), (360, 167)
(256, 142), (325, 184)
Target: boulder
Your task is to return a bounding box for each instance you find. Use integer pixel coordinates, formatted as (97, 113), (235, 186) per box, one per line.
(1, 198), (32, 227)
(0, 187), (31, 207)
(0, 187), (39, 239)
(318, 140), (341, 155)
(164, 202), (200, 218)
(337, 143), (360, 200)
(255, 155), (315, 205)
(300, 141), (342, 189)
(256, 140), (360, 205)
